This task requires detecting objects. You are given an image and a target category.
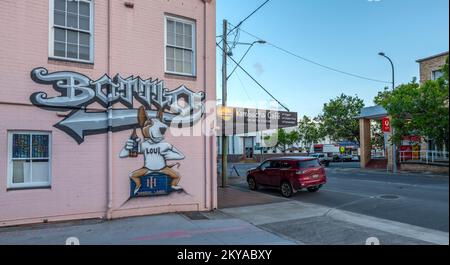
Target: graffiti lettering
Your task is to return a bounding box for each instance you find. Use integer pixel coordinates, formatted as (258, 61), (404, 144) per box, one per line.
(30, 67), (206, 144)
(145, 147), (161, 155)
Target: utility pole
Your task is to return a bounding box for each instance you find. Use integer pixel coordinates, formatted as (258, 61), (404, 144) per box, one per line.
(221, 20), (229, 188)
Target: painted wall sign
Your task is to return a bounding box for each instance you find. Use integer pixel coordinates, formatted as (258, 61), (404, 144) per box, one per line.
(30, 67), (206, 198)
(30, 68), (205, 144)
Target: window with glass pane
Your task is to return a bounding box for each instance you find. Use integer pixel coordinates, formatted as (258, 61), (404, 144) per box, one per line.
(165, 17), (195, 76)
(52, 0), (92, 61)
(432, 70), (444, 80)
(9, 133), (51, 188)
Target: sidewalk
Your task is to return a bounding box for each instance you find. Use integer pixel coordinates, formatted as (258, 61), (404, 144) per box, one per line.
(218, 186), (286, 209)
(0, 211), (294, 245)
(218, 186), (448, 245)
(222, 200), (448, 245)
(0, 186), (447, 245)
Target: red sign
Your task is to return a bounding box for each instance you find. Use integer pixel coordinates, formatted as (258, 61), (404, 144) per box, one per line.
(382, 117), (391, 133)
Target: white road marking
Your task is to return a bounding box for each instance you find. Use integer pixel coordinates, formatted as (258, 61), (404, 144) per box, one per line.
(328, 209), (449, 245)
(223, 200), (449, 245)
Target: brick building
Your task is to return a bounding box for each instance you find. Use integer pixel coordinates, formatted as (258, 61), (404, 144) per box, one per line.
(358, 51), (449, 171)
(0, 0), (217, 227)
(416, 51), (449, 83)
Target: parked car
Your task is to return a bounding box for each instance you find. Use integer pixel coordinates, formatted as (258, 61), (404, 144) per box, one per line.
(309, 153), (331, 167)
(338, 154), (353, 162)
(351, 155), (360, 162)
(246, 157), (327, 198)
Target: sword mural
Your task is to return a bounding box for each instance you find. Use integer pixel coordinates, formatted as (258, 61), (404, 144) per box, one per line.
(30, 67), (206, 144)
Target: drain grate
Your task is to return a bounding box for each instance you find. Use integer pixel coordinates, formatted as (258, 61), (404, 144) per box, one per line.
(379, 195), (400, 200)
(182, 212), (209, 220)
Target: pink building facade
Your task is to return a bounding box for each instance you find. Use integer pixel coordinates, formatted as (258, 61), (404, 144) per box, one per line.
(0, 0), (217, 227)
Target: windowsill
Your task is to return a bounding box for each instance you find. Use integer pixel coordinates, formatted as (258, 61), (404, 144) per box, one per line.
(48, 57), (94, 69)
(7, 186), (52, 192)
(164, 72), (197, 81)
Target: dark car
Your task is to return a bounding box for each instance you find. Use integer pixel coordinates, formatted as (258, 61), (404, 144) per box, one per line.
(246, 157), (327, 198)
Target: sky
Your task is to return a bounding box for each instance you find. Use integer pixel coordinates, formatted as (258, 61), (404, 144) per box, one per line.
(216, 0), (449, 118)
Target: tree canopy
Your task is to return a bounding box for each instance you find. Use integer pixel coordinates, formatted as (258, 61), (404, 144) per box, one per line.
(264, 128), (300, 153)
(318, 94), (365, 144)
(297, 115), (324, 151)
(376, 57), (449, 149)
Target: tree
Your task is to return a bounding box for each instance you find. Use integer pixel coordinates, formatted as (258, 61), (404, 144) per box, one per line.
(318, 94), (365, 144)
(297, 115), (324, 152)
(377, 57), (449, 149)
(286, 130), (300, 151)
(374, 86), (392, 105)
(264, 128), (300, 153)
(371, 120), (384, 151)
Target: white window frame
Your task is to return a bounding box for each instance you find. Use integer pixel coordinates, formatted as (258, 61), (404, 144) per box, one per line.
(7, 131), (52, 189)
(164, 15), (196, 77)
(49, 0), (94, 63)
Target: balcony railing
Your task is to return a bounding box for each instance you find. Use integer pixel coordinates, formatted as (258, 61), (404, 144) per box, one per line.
(399, 150), (449, 165)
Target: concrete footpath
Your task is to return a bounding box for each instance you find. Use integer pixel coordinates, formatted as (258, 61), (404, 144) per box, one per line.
(221, 200), (449, 245)
(0, 212), (294, 245)
(0, 186), (448, 245)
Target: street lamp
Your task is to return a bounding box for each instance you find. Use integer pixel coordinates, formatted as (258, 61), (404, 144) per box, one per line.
(378, 52), (395, 91)
(378, 52), (397, 174)
(227, 40), (266, 80)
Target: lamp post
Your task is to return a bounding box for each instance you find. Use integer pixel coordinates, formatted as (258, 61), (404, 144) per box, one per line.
(378, 52), (397, 174)
(227, 40), (266, 80)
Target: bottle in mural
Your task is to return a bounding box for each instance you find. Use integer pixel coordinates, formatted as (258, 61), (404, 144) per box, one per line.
(129, 128), (140, 158)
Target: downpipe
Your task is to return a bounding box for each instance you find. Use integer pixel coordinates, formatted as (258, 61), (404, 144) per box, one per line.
(106, 0), (114, 220)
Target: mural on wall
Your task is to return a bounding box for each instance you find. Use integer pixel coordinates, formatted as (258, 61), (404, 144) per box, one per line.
(30, 67), (205, 144)
(30, 67), (206, 197)
(120, 106), (185, 196)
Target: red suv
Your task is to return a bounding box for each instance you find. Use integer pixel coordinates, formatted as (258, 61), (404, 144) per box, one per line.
(246, 157), (327, 198)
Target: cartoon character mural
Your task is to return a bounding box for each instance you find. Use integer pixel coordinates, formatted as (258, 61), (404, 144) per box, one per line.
(120, 106), (186, 196)
(29, 67), (206, 198)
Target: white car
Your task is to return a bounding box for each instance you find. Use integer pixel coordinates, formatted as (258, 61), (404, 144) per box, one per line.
(309, 153), (331, 167)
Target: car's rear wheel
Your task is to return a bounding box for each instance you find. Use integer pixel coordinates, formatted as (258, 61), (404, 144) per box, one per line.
(248, 177), (258, 191)
(280, 182), (293, 198)
(307, 186), (321, 193)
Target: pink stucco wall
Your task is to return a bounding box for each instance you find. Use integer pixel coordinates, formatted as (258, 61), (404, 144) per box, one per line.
(0, 0), (217, 226)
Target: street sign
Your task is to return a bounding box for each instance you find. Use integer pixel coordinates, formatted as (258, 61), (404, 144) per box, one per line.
(382, 117), (391, 133)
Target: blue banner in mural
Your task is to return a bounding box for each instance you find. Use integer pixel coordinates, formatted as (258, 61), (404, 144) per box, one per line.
(130, 173), (176, 198)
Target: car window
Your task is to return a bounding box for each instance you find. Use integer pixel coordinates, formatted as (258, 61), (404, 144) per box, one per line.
(260, 161), (271, 170)
(280, 161), (291, 169)
(299, 159), (321, 168)
(270, 161), (281, 168)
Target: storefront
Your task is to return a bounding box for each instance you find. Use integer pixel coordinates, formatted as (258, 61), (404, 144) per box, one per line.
(0, 0), (217, 227)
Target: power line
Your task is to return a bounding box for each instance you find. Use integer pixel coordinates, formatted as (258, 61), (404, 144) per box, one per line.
(217, 0), (270, 46)
(234, 71), (253, 102)
(228, 0), (270, 36)
(216, 42), (290, 112)
(234, 25), (391, 84)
